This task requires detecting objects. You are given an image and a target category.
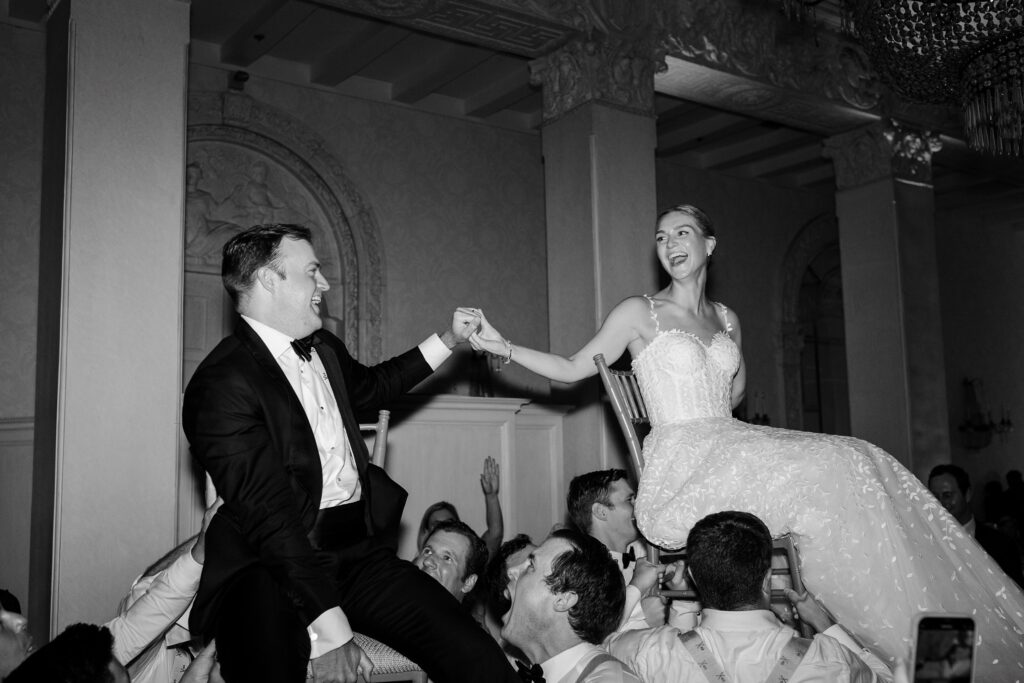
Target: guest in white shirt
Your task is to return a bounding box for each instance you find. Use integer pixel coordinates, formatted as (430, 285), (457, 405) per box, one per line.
(113, 499), (222, 683)
(567, 469), (698, 636)
(502, 529), (639, 683)
(626, 511), (891, 683)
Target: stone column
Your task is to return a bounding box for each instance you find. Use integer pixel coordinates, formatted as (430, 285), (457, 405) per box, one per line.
(531, 27), (663, 481)
(823, 121), (949, 478)
(30, 0), (189, 635)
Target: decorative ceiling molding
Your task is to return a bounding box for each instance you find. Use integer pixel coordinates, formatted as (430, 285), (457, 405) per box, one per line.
(665, 0), (880, 113)
(318, 0), (578, 57)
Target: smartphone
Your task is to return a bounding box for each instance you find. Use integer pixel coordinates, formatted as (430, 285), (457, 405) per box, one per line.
(911, 613), (976, 683)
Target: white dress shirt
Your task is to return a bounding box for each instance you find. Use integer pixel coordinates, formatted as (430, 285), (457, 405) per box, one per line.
(240, 316), (452, 657)
(542, 642), (640, 683)
(109, 546), (203, 680)
(627, 610), (891, 683)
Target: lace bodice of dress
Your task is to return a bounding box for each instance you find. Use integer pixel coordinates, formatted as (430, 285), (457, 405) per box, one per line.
(631, 298), (741, 425)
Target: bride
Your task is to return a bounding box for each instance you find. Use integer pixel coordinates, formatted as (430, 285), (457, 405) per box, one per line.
(469, 204), (1024, 676)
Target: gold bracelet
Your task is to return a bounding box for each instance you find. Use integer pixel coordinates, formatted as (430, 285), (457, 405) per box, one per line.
(503, 339), (513, 365)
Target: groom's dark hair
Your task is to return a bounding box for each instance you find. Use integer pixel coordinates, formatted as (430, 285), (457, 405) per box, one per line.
(686, 510), (772, 611)
(222, 223), (312, 305)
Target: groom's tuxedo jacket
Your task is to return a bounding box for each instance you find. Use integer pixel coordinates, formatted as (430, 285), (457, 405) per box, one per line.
(182, 319), (433, 637)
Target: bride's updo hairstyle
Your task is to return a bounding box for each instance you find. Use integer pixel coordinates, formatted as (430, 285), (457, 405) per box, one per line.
(656, 204), (715, 239)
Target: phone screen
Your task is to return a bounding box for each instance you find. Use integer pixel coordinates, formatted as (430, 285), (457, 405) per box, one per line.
(913, 616), (975, 683)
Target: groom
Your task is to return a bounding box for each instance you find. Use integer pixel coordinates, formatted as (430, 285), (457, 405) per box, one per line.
(183, 224), (518, 682)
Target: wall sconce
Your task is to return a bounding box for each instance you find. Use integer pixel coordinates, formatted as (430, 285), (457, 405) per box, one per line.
(958, 378), (1013, 450)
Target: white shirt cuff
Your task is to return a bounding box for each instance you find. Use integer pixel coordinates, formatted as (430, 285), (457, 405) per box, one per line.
(668, 600), (700, 630)
(308, 607), (353, 658)
(418, 334), (452, 370)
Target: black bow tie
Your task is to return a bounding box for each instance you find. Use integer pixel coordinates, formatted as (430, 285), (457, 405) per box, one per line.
(621, 546), (636, 569)
(516, 661), (545, 683)
(291, 335), (317, 362)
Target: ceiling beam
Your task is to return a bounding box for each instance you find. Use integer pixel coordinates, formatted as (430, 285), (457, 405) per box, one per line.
(391, 43), (493, 104)
(730, 141), (823, 178)
(463, 64), (534, 118)
(657, 119), (763, 158)
(681, 127), (808, 170)
(220, 0), (315, 67)
(311, 23), (411, 86)
(657, 111), (754, 151)
(8, 0), (48, 22)
(765, 160), (834, 188)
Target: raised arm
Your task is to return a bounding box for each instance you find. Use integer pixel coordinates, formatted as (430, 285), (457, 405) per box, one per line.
(479, 456), (504, 558)
(469, 297), (649, 383)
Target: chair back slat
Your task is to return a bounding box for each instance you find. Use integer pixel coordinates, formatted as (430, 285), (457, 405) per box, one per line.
(359, 409), (391, 468)
(595, 354), (648, 476)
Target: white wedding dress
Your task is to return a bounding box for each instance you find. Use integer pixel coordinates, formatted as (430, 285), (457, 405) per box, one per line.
(631, 297), (1024, 678)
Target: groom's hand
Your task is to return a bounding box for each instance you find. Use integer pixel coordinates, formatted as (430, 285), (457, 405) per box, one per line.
(440, 307), (482, 348)
(312, 640), (373, 683)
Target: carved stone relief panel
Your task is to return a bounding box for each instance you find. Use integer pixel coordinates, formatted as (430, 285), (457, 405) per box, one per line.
(187, 92), (384, 363)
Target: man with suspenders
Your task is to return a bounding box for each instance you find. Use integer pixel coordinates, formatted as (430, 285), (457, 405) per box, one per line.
(629, 511), (891, 683)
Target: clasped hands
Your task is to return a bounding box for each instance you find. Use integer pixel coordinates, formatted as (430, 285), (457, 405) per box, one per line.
(445, 308), (509, 358)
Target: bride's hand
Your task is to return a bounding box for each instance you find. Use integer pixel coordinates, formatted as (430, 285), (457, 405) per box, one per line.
(469, 310), (508, 357)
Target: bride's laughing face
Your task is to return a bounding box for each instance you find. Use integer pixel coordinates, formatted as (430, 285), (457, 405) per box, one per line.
(655, 210), (715, 278)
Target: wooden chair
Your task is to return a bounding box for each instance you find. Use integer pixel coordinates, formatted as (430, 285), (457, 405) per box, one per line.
(360, 409), (391, 467)
(593, 354), (813, 637)
(354, 410), (428, 683)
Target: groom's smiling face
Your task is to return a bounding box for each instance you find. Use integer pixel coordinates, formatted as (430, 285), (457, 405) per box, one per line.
(265, 237), (330, 339)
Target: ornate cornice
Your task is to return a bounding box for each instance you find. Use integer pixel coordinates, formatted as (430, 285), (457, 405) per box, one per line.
(318, 0), (577, 57)
(823, 120), (942, 189)
(664, 0), (880, 114)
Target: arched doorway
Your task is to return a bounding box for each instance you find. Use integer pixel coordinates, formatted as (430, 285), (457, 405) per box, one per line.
(780, 213), (849, 434)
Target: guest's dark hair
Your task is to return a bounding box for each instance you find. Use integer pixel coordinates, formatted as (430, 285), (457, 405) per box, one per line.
(1009, 470), (1023, 485)
(929, 464), (971, 495)
(544, 528), (624, 644)
(221, 223), (312, 305)
(487, 533), (534, 617)
(567, 469), (629, 534)
(6, 623), (116, 683)
(686, 511), (772, 611)
(417, 501), (460, 549)
(427, 519), (488, 582)
(657, 204), (715, 238)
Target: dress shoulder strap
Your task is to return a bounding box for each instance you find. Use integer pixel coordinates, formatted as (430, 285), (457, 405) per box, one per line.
(714, 302), (733, 334)
(643, 295), (661, 334)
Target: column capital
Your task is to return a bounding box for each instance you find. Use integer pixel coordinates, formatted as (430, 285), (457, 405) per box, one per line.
(823, 120), (942, 190)
(528, 1), (669, 123)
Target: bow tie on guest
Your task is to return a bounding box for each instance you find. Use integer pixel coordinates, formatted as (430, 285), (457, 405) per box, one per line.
(516, 660), (545, 683)
(621, 546), (636, 569)
(291, 335), (317, 362)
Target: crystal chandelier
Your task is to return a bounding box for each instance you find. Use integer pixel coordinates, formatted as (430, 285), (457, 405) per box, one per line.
(851, 1), (1024, 157)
